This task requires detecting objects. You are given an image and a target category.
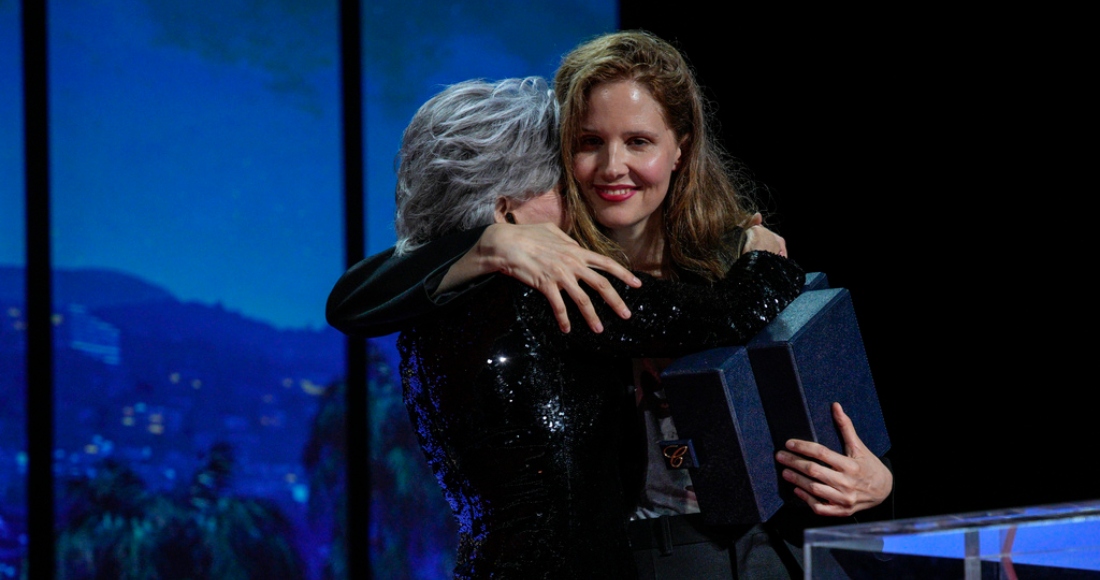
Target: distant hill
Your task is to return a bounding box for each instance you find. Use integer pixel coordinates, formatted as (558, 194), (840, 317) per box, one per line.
(0, 264), (342, 373)
(0, 265), (175, 309)
(94, 297), (343, 377)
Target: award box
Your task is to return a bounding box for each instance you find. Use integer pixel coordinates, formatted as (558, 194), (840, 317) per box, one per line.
(661, 275), (889, 524)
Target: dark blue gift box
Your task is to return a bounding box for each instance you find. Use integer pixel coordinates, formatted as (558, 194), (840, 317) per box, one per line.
(747, 287), (890, 458)
(661, 346), (782, 525)
(660, 276), (889, 525)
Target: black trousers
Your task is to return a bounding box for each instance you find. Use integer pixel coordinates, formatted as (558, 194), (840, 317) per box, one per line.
(628, 514), (804, 580)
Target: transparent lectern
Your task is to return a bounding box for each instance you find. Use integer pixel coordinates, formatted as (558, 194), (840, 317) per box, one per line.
(804, 500), (1100, 579)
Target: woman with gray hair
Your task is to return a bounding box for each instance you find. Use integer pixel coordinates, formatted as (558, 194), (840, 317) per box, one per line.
(329, 76), (804, 578)
(394, 77), (565, 255)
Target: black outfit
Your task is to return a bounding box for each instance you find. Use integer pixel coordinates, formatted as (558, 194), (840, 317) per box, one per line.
(327, 226), (806, 579)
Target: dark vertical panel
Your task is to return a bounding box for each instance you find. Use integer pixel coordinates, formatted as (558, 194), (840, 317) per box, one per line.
(22, 0), (54, 577)
(620, 2), (1090, 519)
(340, 0), (368, 578)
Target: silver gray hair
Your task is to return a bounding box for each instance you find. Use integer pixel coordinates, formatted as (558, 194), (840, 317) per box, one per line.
(394, 77), (562, 255)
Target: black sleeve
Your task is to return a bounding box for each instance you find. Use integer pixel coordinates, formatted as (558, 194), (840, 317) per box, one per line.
(522, 250), (807, 357)
(325, 226), (491, 338)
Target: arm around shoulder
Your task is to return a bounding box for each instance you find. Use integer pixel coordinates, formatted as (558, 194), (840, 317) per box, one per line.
(553, 251), (806, 357)
(325, 226), (490, 337)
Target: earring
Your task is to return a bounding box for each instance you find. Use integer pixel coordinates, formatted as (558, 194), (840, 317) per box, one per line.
(505, 212), (516, 224)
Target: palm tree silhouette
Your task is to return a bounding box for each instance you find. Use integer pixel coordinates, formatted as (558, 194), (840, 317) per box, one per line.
(302, 341), (456, 579)
(56, 443), (304, 580)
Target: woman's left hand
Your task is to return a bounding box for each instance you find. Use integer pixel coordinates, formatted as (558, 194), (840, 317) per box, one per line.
(775, 402), (893, 517)
(741, 212), (788, 258)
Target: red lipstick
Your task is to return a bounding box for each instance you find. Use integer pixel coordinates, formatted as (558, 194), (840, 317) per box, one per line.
(594, 184), (636, 202)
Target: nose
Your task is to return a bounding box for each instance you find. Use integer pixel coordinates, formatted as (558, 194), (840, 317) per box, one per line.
(598, 141), (627, 181)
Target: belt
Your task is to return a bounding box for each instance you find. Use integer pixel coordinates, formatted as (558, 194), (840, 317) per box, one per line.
(627, 514), (722, 555)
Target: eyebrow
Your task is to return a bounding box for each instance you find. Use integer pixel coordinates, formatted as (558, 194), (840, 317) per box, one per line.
(578, 127), (664, 140)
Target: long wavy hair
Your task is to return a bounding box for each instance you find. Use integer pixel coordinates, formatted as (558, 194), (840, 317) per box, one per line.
(555, 30), (757, 281)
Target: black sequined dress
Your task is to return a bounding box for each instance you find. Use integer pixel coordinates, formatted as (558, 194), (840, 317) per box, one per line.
(397, 250), (804, 579)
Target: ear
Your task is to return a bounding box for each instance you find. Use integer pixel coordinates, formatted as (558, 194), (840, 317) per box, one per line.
(493, 197), (513, 224)
(673, 134), (688, 171)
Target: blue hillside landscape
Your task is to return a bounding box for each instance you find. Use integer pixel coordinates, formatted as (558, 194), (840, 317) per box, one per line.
(1, 264), (455, 578)
(1, 266), (352, 576)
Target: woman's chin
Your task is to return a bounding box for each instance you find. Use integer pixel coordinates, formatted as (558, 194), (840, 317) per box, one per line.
(596, 215), (648, 239)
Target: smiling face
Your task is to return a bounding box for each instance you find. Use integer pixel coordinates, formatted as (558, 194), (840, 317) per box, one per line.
(572, 80), (682, 247)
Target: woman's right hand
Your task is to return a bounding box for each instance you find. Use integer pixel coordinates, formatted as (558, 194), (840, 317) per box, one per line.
(467, 223), (641, 333)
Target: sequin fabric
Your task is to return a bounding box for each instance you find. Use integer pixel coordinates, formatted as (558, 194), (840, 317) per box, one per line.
(398, 251), (804, 579)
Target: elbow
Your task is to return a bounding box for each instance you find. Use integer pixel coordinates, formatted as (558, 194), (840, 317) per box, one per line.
(324, 299), (341, 332)
(324, 287), (355, 335)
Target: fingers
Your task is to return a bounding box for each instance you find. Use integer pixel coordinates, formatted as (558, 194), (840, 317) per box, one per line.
(542, 287), (573, 333)
(762, 227), (788, 258)
(778, 452), (863, 517)
(776, 447), (848, 491)
(833, 402), (868, 456)
(741, 225), (788, 257)
(777, 403), (894, 516)
(597, 258), (643, 289)
(488, 223), (643, 332)
(523, 255), (632, 333)
(782, 438), (852, 474)
(560, 267), (637, 332)
(781, 452), (892, 517)
(557, 279), (601, 334)
(790, 485), (857, 517)
(577, 269), (630, 321)
(541, 254), (632, 332)
(576, 252), (640, 316)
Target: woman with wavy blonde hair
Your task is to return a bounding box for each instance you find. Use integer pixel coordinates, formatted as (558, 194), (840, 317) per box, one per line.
(556, 30), (759, 281)
(551, 30), (892, 580)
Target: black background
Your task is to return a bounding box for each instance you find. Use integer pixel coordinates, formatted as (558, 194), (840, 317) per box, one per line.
(620, 4), (1092, 519)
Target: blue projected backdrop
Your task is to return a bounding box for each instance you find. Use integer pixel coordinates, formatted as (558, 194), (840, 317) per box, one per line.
(0, 0), (616, 578)
(0, 1), (26, 577)
(363, 1), (618, 254)
(45, 0), (344, 579)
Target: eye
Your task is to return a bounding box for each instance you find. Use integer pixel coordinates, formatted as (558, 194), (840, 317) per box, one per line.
(577, 135), (602, 150)
(627, 137), (651, 147)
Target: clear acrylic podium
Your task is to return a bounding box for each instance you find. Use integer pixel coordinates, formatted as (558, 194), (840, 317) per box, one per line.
(804, 500), (1100, 579)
